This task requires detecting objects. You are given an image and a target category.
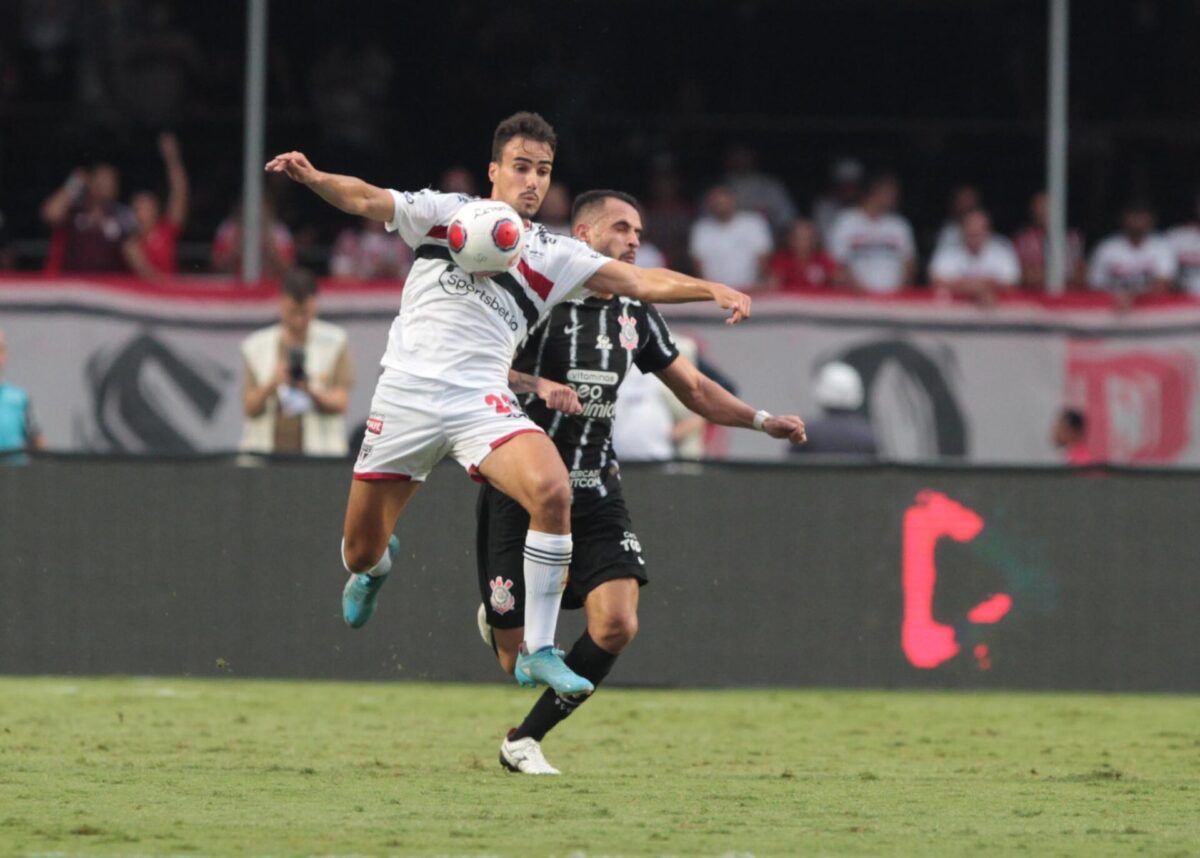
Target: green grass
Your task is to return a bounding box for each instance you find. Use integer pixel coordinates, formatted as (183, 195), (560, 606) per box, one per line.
(0, 678), (1197, 857)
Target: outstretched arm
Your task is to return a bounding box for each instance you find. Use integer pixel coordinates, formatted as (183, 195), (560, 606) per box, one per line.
(265, 151), (395, 222)
(656, 354), (806, 443)
(159, 132), (190, 229)
(584, 260), (752, 325)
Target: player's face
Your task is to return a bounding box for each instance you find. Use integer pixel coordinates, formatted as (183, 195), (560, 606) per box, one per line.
(581, 199), (643, 264)
(488, 137), (554, 219)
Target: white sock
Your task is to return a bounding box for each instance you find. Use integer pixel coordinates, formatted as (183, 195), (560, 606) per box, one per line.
(522, 530), (572, 652)
(341, 538), (393, 578)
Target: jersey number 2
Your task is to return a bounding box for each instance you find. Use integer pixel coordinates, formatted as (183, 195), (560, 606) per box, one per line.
(485, 394), (513, 415)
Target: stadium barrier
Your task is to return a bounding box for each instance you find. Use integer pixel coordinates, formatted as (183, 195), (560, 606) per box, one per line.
(2, 457), (1196, 692)
(4, 276), (1200, 464)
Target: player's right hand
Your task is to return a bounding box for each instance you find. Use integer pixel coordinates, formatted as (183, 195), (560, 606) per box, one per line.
(535, 378), (583, 415)
(712, 283), (752, 325)
(264, 151), (318, 185)
(764, 415), (806, 445)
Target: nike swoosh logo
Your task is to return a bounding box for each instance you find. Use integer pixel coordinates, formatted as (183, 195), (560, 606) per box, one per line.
(563, 324), (583, 335)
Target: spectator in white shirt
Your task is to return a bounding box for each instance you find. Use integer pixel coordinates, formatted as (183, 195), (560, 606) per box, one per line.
(930, 209), (1020, 305)
(689, 185), (773, 289)
(827, 174), (916, 294)
(724, 144), (797, 233)
(932, 184), (982, 257)
(1088, 202), (1176, 309)
(1165, 193), (1200, 295)
(813, 157), (864, 244)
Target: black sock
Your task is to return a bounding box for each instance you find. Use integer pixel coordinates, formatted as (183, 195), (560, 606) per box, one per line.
(511, 631), (618, 742)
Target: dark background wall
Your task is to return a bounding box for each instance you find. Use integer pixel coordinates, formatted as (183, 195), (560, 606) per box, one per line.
(2, 458), (1197, 691)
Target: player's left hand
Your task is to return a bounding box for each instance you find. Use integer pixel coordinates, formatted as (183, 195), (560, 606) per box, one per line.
(712, 283), (752, 325)
(535, 378), (582, 415)
(764, 414), (806, 444)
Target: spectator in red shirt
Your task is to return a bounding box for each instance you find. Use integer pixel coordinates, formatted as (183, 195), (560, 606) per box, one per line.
(131, 132), (190, 276)
(767, 219), (841, 293)
(330, 217), (412, 281)
(40, 163), (156, 278)
(212, 198), (296, 279)
(1013, 190), (1085, 291)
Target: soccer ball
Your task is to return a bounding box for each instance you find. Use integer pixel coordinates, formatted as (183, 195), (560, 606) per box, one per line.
(447, 200), (525, 274)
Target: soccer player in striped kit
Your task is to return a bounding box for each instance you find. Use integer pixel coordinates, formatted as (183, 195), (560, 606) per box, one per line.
(266, 114), (752, 701)
(478, 190), (807, 773)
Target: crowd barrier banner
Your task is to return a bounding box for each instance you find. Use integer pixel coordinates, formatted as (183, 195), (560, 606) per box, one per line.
(3, 278), (1200, 463)
(1, 458), (1197, 691)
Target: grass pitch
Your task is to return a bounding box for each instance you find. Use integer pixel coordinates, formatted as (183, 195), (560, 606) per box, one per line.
(0, 678), (1197, 857)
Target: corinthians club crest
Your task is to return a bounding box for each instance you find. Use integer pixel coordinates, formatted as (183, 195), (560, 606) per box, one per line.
(489, 576), (516, 614)
(617, 314), (639, 351)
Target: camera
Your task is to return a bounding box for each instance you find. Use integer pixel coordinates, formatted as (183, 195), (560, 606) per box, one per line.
(287, 346), (307, 383)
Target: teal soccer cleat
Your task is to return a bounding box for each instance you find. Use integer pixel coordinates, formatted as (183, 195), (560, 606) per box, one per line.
(342, 535), (400, 628)
(514, 645), (595, 697)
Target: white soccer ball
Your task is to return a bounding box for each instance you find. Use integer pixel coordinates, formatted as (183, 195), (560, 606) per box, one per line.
(447, 200), (525, 274)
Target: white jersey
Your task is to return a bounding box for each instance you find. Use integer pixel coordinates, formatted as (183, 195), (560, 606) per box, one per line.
(381, 189), (608, 388)
(1166, 223), (1200, 295)
(827, 209), (916, 293)
(1087, 233), (1176, 294)
(929, 237), (1020, 286)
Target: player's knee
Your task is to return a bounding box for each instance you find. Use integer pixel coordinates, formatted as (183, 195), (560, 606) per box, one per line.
(526, 473), (571, 525)
(594, 612), (638, 653)
(342, 532), (383, 573)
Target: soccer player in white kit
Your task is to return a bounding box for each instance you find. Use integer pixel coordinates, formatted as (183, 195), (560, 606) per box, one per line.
(265, 112), (751, 696)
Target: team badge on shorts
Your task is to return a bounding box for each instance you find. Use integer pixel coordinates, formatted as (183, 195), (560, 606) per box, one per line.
(489, 576), (516, 614)
(366, 413), (384, 435)
(617, 315), (639, 351)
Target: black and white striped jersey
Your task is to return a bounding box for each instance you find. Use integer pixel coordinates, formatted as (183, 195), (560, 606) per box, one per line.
(513, 294), (679, 498)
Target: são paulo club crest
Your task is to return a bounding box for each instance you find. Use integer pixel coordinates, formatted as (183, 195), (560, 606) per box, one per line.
(492, 219), (521, 252)
(447, 221), (468, 254)
(617, 314), (639, 351)
(488, 576), (516, 615)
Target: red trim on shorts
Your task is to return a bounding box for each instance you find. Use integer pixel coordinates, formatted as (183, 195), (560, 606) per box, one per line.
(426, 225), (448, 240)
(489, 428), (544, 450)
(468, 464), (488, 484)
(516, 259), (554, 301)
(352, 471), (413, 482)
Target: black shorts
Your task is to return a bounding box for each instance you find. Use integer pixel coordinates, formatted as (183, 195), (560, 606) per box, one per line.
(475, 484), (648, 629)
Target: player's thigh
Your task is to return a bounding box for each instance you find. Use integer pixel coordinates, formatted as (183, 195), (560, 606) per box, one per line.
(342, 478), (421, 566)
(475, 431), (570, 518)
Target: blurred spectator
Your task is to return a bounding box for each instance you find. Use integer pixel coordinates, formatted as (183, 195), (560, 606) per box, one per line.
(1165, 193), (1200, 295)
(439, 166), (477, 196)
(723, 144), (796, 232)
(827, 174), (916, 293)
(19, 0), (79, 102)
(131, 132), (189, 276)
(611, 365), (676, 462)
(644, 167), (693, 270)
(123, 1), (202, 127)
(0, 208), (13, 270)
(932, 184), (982, 256)
(929, 209), (1019, 305)
(1088, 202), (1175, 307)
(767, 219), (840, 292)
(330, 217), (412, 280)
(689, 185), (772, 289)
(240, 269), (353, 456)
(1052, 408), (1093, 465)
(0, 327), (45, 462)
(632, 240), (665, 269)
(790, 361), (876, 456)
(310, 41), (393, 152)
(539, 183), (572, 236)
(40, 163), (156, 277)
(212, 198), (296, 279)
(812, 157), (864, 243)
(1012, 190), (1085, 291)
(660, 335), (707, 459)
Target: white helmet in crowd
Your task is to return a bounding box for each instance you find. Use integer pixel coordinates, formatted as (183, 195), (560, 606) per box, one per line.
(814, 361), (864, 411)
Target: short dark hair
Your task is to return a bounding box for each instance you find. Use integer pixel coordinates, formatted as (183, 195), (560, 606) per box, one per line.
(281, 267), (318, 303)
(491, 111), (557, 163)
(570, 189), (644, 227)
(1061, 408), (1086, 433)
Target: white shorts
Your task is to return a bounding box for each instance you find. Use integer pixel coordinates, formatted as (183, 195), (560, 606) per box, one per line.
(353, 371), (545, 483)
